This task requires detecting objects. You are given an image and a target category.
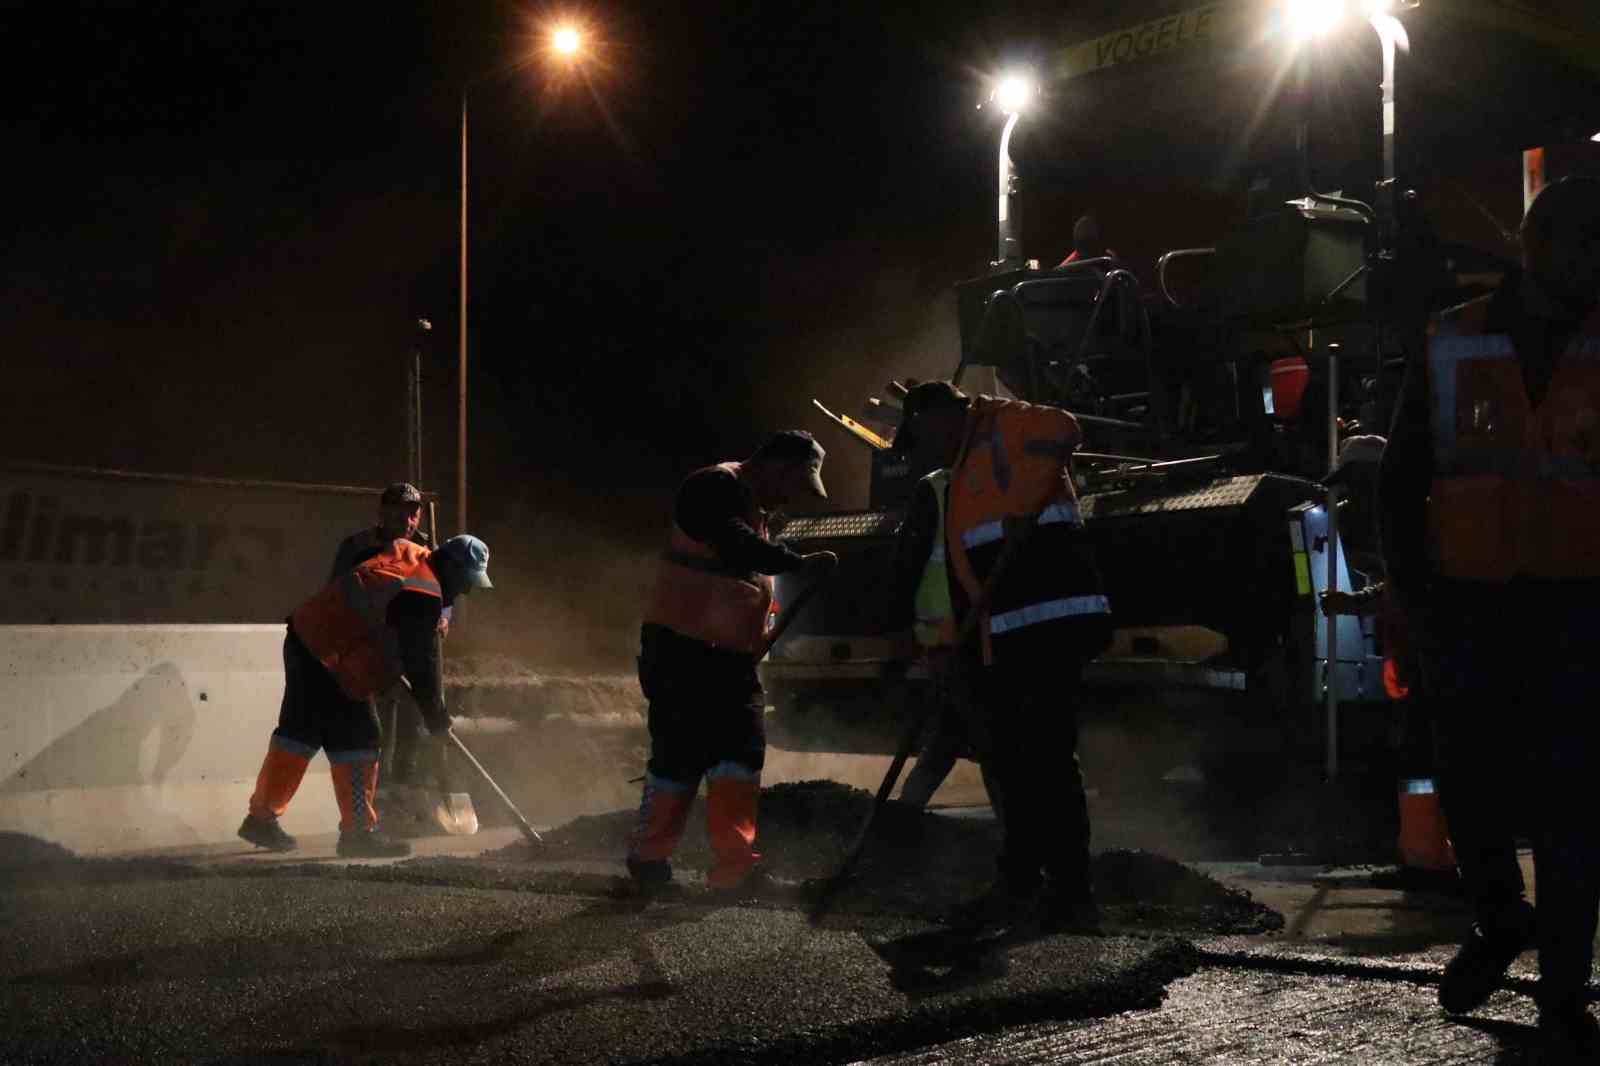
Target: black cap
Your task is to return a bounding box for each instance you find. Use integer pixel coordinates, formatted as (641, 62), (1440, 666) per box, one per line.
(381, 482), (423, 506)
(752, 430), (828, 499)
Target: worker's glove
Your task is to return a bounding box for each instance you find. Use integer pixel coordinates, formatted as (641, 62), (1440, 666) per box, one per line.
(1320, 590), (1357, 617)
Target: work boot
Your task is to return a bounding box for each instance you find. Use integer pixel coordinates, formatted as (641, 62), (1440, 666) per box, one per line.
(1438, 900), (1535, 1015)
(336, 828), (412, 859)
(948, 879), (1040, 930)
(237, 814), (297, 853)
(1539, 1000), (1600, 1061)
(626, 857), (674, 898)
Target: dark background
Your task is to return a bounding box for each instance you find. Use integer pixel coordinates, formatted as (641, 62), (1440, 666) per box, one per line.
(5, 1), (1593, 666)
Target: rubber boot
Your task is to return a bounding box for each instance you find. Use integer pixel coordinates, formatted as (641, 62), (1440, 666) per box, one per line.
(705, 764), (761, 890)
(627, 773), (696, 890)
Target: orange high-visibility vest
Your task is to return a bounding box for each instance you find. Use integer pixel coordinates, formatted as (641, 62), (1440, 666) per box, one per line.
(641, 463), (776, 656)
(1426, 300), (1600, 582)
(945, 396), (1110, 664)
(291, 540), (443, 700)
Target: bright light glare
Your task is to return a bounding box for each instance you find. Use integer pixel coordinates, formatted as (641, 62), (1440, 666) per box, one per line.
(1284, 0), (1346, 41)
(994, 74), (1034, 115)
(552, 26), (581, 56)
(1592, 131), (1600, 142)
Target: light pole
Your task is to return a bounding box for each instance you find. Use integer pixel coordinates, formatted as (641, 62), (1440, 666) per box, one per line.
(1282, 0), (1415, 782)
(988, 72), (1036, 272)
(457, 23), (586, 535)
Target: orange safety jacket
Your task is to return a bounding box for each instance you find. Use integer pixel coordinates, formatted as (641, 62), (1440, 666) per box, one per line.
(1425, 299), (1600, 582)
(291, 539), (443, 700)
(945, 396), (1111, 664)
(640, 462), (777, 656)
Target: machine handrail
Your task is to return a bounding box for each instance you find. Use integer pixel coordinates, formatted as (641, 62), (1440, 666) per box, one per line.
(1155, 248), (1216, 309)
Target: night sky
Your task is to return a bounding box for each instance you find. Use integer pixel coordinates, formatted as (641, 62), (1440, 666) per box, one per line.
(7, 1), (1594, 665)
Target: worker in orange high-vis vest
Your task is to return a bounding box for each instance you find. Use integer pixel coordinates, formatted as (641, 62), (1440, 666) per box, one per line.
(1381, 177), (1600, 1054)
(627, 431), (836, 895)
(898, 380), (1111, 933)
(237, 534), (493, 859)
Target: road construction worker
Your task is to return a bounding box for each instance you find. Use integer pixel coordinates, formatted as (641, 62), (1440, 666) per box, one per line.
(1381, 176), (1600, 1053)
(897, 380), (1112, 930)
(1056, 214), (1117, 268)
(886, 465), (1003, 817)
(328, 483), (449, 801)
(237, 534), (493, 858)
(627, 431), (837, 894)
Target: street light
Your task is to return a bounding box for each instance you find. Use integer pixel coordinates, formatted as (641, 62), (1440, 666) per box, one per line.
(1279, 0), (1414, 782)
(986, 70), (1036, 271)
(457, 24), (589, 535)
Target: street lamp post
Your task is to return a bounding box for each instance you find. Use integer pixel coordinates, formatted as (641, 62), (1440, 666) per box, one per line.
(458, 93), (469, 534)
(455, 24), (586, 536)
(1282, 0), (1415, 782)
(989, 73), (1035, 272)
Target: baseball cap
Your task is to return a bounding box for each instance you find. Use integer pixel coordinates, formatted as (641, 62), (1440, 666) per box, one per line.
(433, 534), (492, 589)
(1322, 435), (1386, 486)
(753, 430), (828, 499)
(381, 482), (423, 506)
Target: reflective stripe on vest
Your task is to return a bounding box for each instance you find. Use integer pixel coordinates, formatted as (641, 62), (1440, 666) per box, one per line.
(959, 501), (1082, 550)
(944, 396), (1109, 664)
(1426, 316), (1600, 581)
(640, 462), (776, 655)
(292, 540), (442, 701)
(988, 594), (1112, 635)
(913, 470), (956, 648)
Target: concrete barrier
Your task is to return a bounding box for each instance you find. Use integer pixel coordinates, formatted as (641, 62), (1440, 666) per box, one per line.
(0, 624), (341, 855)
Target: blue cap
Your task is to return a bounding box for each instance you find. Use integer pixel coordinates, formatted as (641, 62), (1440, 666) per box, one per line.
(434, 535), (492, 589)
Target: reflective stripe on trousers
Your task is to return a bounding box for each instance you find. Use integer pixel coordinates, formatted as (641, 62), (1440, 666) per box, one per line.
(960, 502), (1081, 550)
(988, 594), (1110, 635)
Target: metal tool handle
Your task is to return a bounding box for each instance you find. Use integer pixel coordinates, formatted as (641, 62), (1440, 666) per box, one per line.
(813, 511), (1040, 917)
(761, 561), (836, 655)
(448, 731), (544, 846)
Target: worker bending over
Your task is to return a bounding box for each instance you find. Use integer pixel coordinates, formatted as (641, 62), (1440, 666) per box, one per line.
(897, 380), (1112, 930)
(238, 534), (493, 858)
(627, 431), (836, 895)
(1381, 176), (1600, 1054)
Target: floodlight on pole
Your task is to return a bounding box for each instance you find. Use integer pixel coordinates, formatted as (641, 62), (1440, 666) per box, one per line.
(987, 70), (1036, 270)
(1284, 0), (1346, 42)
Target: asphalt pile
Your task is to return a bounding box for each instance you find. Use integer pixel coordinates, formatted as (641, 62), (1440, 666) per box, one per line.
(489, 780), (1281, 934)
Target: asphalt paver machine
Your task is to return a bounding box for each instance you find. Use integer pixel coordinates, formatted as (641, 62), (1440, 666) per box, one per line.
(763, 1), (1600, 793)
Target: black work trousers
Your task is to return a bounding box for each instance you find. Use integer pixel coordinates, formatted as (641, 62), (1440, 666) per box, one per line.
(273, 627), (382, 760)
(638, 655), (766, 783)
(969, 653), (1092, 901)
(1424, 589), (1600, 1008)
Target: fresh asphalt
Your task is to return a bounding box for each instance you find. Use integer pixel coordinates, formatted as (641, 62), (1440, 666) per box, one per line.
(0, 825), (1579, 1064)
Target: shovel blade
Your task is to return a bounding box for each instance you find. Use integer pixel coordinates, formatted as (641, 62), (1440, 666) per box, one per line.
(431, 791), (479, 836)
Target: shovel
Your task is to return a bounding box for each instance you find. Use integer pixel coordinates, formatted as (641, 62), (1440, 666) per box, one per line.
(809, 511), (1040, 921)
